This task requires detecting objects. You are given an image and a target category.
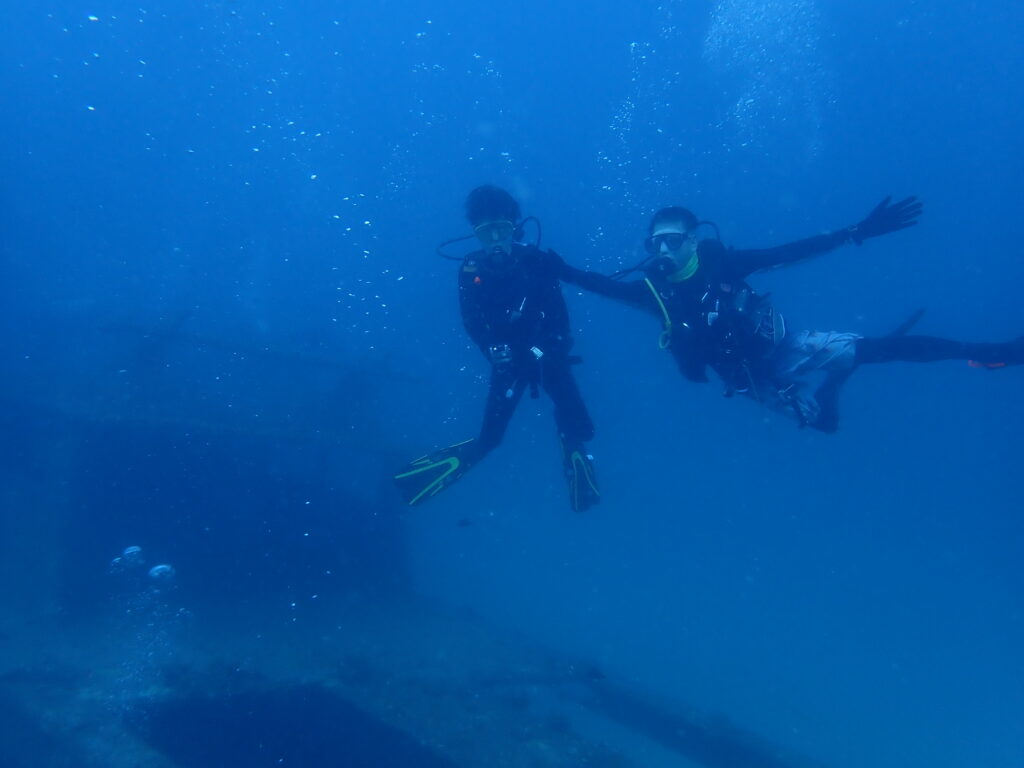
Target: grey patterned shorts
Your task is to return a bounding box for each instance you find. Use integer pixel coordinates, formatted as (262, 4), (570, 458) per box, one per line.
(772, 330), (861, 379)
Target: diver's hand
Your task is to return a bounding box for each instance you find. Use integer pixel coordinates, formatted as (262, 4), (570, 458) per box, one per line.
(489, 343), (542, 378)
(488, 344), (514, 368)
(846, 195), (922, 245)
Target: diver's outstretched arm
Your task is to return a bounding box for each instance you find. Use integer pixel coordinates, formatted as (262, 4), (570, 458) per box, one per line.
(846, 195), (922, 245)
(730, 196), (923, 275)
(547, 251), (653, 312)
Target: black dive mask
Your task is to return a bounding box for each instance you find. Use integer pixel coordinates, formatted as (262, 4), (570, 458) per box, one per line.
(644, 232), (692, 255)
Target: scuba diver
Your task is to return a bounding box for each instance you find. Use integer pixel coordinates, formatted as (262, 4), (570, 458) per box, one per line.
(552, 197), (1024, 432)
(394, 185), (600, 511)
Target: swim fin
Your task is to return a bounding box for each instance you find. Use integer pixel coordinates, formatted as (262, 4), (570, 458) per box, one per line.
(968, 335), (1024, 369)
(562, 440), (600, 513)
(394, 439), (478, 506)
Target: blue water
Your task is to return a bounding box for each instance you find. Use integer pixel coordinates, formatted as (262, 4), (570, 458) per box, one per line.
(2, 2), (1022, 766)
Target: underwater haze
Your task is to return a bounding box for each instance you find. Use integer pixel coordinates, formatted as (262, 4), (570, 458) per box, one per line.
(1, 1), (1022, 767)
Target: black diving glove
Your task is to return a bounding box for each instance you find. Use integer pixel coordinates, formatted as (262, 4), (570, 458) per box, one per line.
(488, 343), (542, 374)
(845, 195), (923, 245)
(489, 344), (543, 399)
(488, 343), (514, 368)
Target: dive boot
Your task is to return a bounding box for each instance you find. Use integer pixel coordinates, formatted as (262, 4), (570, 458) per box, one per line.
(394, 439), (478, 506)
(562, 440), (600, 513)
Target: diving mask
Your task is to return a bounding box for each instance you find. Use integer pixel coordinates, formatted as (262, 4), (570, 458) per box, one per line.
(644, 231), (691, 255)
(474, 220), (516, 244)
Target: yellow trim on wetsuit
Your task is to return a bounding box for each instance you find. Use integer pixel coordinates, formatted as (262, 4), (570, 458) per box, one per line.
(668, 251), (699, 282)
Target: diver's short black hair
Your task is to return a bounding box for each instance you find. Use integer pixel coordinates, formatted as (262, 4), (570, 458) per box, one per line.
(465, 185), (521, 226)
(649, 206), (698, 234)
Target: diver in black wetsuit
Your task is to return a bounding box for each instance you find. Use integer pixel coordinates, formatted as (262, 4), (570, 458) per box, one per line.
(395, 186), (599, 511)
(554, 197), (1024, 432)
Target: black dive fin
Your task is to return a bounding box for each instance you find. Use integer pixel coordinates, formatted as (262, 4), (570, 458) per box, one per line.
(562, 441), (600, 513)
(887, 308), (925, 337)
(969, 336), (1024, 369)
(394, 439), (478, 506)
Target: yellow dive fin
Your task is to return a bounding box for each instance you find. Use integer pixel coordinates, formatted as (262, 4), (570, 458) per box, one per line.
(394, 439), (477, 506)
(562, 441), (600, 513)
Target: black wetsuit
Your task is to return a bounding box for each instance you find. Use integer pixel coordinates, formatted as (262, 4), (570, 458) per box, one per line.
(559, 231), (851, 391)
(459, 244), (594, 455)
